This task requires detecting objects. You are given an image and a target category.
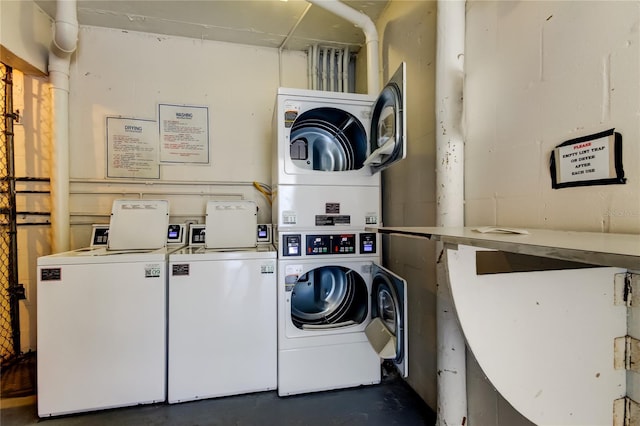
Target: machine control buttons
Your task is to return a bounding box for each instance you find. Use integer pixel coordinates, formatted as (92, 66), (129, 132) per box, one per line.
(283, 234), (302, 257)
(360, 233), (377, 254)
(189, 225), (206, 245)
(306, 235), (331, 254)
(305, 234), (356, 255)
(333, 234), (356, 254)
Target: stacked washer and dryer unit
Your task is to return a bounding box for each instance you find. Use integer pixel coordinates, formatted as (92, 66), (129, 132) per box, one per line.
(273, 63), (409, 396)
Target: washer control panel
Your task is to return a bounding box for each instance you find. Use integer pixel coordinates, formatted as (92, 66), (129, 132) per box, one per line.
(281, 233), (376, 256)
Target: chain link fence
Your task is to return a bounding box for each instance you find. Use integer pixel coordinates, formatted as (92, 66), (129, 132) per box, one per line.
(0, 63), (18, 363)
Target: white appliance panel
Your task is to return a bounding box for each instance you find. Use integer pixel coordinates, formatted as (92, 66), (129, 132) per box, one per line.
(278, 342), (381, 396)
(108, 199), (169, 250)
(37, 260), (166, 417)
(168, 250), (277, 403)
(274, 184), (380, 230)
(205, 200), (257, 249)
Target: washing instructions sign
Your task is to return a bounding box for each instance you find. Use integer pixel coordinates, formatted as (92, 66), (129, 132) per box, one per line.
(550, 128), (626, 189)
(159, 103), (209, 164)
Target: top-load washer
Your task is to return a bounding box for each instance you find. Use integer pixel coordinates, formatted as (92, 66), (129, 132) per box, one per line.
(273, 63), (406, 230)
(167, 201), (277, 403)
(37, 199), (182, 417)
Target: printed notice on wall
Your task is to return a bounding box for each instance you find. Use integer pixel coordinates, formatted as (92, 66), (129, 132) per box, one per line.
(159, 104), (209, 164)
(550, 128), (625, 189)
(106, 117), (159, 179)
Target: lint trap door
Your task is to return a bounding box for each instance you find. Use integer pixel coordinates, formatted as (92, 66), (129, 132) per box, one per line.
(365, 263), (408, 377)
(364, 62), (407, 173)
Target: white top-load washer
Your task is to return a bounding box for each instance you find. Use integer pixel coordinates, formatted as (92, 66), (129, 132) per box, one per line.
(37, 199), (177, 417)
(167, 201), (277, 403)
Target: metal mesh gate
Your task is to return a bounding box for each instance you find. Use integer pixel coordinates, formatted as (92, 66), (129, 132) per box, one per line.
(0, 63), (19, 363)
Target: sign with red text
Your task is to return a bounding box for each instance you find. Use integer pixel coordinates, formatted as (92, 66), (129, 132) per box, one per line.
(106, 117), (159, 179)
(550, 129), (625, 189)
(159, 104), (209, 164)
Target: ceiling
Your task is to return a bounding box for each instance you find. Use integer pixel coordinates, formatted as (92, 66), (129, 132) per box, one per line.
(34, 0), (390, 52)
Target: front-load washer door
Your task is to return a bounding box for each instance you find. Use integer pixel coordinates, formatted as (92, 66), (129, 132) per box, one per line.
(364, 62), (407, 174)
(365, 263), (408, 377)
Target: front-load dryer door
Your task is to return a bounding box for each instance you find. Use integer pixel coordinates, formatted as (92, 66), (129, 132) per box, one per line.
(365, 263), (408, 377)
(364, 62), (407, 174)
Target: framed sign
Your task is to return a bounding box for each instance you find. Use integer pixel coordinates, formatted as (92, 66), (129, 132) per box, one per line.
(159, 103), (209, 164)
(549, 128), (625, 189)
(106, 117), (159, 179)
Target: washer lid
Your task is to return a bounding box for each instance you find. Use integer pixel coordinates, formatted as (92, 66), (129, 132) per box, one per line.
(365, 263), (408, 377)
(107, 200), (169, 250)
(364, 62), (407, 174)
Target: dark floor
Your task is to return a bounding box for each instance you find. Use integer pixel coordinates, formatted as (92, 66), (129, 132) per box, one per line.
(1, 368), (436, 426)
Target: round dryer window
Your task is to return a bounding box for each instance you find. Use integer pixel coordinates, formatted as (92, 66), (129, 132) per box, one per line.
(369, 82), (403, 166)
(290, 266), (368, 329)
(289, 108), (367, 172)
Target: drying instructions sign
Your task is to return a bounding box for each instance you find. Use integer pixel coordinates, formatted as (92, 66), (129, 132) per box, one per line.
(159, 104), (209, 164)
(106, 117), (159, 179)
(550, 128), (625, 189)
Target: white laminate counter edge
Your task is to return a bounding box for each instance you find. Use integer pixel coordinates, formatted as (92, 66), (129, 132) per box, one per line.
(369, 226), (640, 270)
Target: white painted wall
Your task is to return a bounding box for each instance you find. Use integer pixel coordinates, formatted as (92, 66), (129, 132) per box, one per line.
(368, 0), (439, 410)
(0, 0), (52, 75)
(70, 26), (306, 183)
(465, 0), (639, 234)
(375, 0), (639, 424)
(464, 1), (639, 425)
(13, 70), (52, 352)
(65, 26), (307, 235)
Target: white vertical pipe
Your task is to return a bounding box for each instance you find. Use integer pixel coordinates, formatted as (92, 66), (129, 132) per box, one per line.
(312, 44), (319, 90)
(306, 0), (379, 94)
(342, 46), (350, 92)
(329, 48), (336, 92)
(49, 0), (78, 253)
(321, 48), (329, 90)
(435, 1), (466, 426)
(337, 49), (344, 92)
(307, 48), (313, 89)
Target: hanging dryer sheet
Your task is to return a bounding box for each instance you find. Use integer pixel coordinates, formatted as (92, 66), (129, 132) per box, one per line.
(107, 200), (170, 250)
(205, 200), (258, 249)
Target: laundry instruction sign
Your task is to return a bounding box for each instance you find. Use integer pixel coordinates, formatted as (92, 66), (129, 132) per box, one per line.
(550, 128), (625, 189)
(159, 104), (209, 164)
(106, 117), (159, 179)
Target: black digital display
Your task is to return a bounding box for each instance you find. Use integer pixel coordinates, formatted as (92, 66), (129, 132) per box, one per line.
(360, 233), (377, 254)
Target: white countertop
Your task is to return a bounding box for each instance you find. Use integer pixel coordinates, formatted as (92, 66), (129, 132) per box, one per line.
(369, 226), (640, 270)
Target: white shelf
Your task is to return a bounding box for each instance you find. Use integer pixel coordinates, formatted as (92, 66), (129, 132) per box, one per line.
(371, 226), (640, 270)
